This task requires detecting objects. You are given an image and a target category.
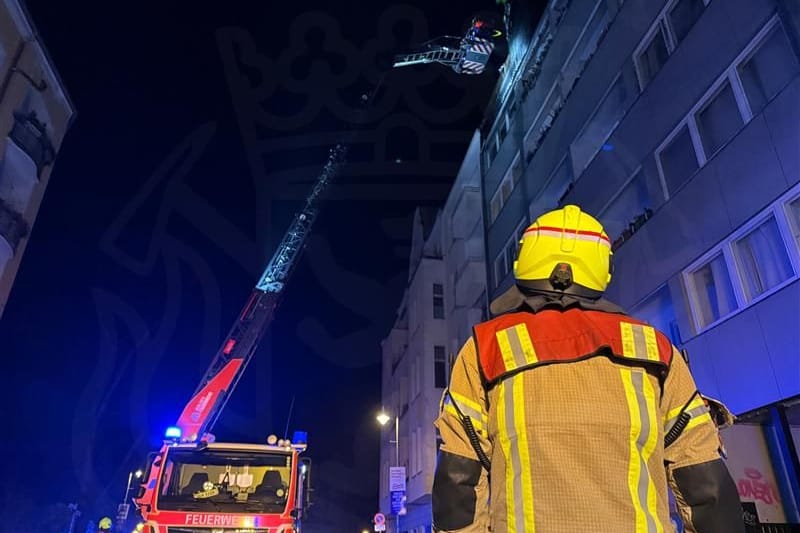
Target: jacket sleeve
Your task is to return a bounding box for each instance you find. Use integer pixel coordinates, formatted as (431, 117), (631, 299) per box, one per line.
(661, 350), (745, 533)
(432, 337), (492, 533)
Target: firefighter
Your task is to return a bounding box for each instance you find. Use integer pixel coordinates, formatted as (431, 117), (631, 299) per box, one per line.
(97, 517), (113, 532)
(432, 205), (744, 533)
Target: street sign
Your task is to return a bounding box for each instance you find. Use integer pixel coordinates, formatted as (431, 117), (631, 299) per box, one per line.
(388, 466), (406, 492)
(373, 513), (385, 525)
(117, 503), (130, 520)
(390, 490), (407, 515)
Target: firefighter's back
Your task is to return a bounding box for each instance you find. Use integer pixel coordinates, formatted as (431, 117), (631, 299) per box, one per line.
(484, 354), (672, 533)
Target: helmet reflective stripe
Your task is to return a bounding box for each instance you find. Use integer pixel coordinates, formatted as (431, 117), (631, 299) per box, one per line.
(524, 226), (611, 246)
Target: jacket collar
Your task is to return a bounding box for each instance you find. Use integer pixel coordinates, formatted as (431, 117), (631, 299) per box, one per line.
(489, 284), (627, 316)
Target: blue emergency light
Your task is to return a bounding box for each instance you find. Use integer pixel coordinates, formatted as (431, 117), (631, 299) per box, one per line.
(292, 431), (308, 445)
(165, 426), (182, 439)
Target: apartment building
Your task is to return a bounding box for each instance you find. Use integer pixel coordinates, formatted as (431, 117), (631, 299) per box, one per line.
(481, 0), (800, 528)
(0, 0), (74, 319)
(378, 133), (486, 533)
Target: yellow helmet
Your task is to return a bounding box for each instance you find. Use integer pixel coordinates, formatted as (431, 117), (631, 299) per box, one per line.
(98, 517), (113, 530)
(514, 205), (612, 298)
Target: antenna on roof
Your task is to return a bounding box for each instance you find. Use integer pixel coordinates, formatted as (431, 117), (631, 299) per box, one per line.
(283, 395), (296, 440)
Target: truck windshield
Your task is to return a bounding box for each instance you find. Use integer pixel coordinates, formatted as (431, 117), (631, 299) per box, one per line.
(157, 449), (292, 513)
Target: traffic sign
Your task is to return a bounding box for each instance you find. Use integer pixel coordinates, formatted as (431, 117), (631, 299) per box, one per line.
(374, 512), (385, 525)
(374, 525), (386, 532)
(116, 503), (130, 520)
(390, 490), (407, 515)
(389, 466), (406, 492)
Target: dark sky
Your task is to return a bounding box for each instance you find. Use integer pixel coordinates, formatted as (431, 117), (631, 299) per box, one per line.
(0, 1), (499, 530)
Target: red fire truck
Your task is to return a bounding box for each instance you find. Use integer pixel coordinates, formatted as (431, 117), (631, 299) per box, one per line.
(133, 145), (346, 533)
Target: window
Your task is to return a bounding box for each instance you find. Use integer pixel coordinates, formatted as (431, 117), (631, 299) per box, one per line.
(732, 216), (794, 302)
(636, 25), (670, 88)
(689, 254), (737, 328)
(433, 283), (445, 319)
(738, 24), (800, 115)
(656, 17), (794, 200)
(570, 73), (638, 173)
(659, 125), (699, 195)
(695, 81), (743, 157)
(413, 426), (423, 475)
(684, 184), (800, 333)
(786, 196), (800, 249)
(494, 219), (528, 286)
(410, 360), (417, 399)
(434, 346), (447, 388)
(410, 430), (417, 475)
(630, 285), (682, 344)
(599, 169), (651, 244)
(490, 195), (502, 222)
(668, 0), (705, 44)
(489, 154), (521, 224)
(524, 90), (563, 160)
(511, 154), (523, 184)
(499, 116), (509, 142)
(485, 137), (498, 168)
(501, 178), (513, 204)
(560, 1), (610, 95)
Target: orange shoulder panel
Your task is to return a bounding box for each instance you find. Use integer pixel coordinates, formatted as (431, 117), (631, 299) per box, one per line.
(474, 309), (672, 384)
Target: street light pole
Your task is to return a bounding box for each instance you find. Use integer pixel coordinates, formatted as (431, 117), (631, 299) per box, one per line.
(394, 414), (400, 533)
(116, 470), (142, 533)
(377, 409), (402, 533)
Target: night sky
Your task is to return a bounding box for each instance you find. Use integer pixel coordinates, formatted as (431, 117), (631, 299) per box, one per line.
(0, 1), (499, 530)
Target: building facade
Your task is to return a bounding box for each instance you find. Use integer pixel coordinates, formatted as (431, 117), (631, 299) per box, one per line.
(0, 0), (74, 319)
(378, 133), (486, 533)
(480, 0), (800, 528)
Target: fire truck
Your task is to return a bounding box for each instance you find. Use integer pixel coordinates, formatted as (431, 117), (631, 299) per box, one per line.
(133, 145), (347, 533)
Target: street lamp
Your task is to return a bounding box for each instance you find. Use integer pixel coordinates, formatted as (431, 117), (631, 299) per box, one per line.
(124, 470), (144, 499)
(376, 410), (399, 466)
(377, 410), (401, 533)
(116, 470), (144, 532)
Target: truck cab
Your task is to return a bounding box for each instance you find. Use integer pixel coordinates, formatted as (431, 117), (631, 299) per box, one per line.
(135, 439), (310, 533)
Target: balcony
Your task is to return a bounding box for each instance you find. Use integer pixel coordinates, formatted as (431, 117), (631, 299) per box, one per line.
(0, 197), (28, 252)
(9, 111), (55, 177)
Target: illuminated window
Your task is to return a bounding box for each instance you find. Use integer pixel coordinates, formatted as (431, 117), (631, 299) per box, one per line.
(785, 195), (800, 250)
(732, 216), (794, 302)
(688, 253), (737, 328)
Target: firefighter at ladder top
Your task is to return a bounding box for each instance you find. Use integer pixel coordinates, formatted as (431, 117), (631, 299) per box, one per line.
(432, 205), (745, 533)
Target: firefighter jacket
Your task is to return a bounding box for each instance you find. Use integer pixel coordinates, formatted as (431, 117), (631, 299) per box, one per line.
(432, 296), (743, 533)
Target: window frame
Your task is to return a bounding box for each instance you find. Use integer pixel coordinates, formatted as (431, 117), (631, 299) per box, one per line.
(654, 16), (781, 200)
(493, 218), (528, 287)
(488, 152), (522, 224)
(730, 213), (796, 303)
(597, 165), (653, 244)
(569, 71), (633, 174)
(683, 182), (800, 335)
(632, 0), (710, 90)
(434, 345), (447, 389)
(634, 20), (673, 90)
